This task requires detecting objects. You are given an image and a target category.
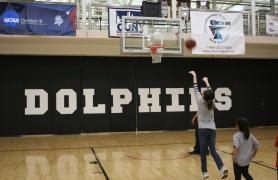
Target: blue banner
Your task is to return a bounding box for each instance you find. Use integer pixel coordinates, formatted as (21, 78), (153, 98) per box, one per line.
(0, 2), (76, 36)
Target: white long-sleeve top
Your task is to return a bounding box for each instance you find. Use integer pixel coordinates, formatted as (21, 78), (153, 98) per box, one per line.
(193, 83), (216, 130)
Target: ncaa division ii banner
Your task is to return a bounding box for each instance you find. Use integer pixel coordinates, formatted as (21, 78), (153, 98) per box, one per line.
(0, 2), (76, 36)
(190, 11), (245, 55)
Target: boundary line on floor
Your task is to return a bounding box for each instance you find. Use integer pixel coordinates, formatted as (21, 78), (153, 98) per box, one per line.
(91, 147), (109, 180)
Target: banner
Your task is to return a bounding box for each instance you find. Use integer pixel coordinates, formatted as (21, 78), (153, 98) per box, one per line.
(1, 57), (278, 136)
(0, 2), (76, 36)
(108, 7), (141, 37)
(266, 13), (278, 35)
(190, 11), (245, 54)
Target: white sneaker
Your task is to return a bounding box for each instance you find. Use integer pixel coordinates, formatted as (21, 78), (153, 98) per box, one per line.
(201, 172), (209, 180)
(220, 166), (228, 179)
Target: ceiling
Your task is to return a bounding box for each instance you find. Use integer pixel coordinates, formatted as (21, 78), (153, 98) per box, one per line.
(9, 0), (278, 11)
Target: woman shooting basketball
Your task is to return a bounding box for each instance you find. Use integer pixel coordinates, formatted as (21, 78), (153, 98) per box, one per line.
(188, 70), (228, 179)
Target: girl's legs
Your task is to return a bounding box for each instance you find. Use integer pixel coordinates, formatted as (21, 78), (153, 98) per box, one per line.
(199, 129), (209, 173)
(240, 164), (253, 180)
(194, 124), (200, 153)
(207, 129), (224, 170)
(233, 163), (242, 180)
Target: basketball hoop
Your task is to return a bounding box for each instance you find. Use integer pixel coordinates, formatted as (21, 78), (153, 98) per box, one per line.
(148, 45), (165, 64)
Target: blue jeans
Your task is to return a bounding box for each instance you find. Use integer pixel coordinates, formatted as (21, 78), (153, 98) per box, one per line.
(199, 128), (224, 172)
(193, 122), (200, 152)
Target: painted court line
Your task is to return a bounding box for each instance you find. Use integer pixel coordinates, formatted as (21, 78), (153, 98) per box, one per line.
(217, 149), (276, 171)
(91, 147), (109, 180)
(0, 137), (274, 152)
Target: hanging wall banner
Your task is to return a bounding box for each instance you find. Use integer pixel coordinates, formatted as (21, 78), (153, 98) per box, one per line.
(266, 13), (278, 35)
(108, 7), (141, 37)
(190, 11), (245, 54)
(0, 2), (76, 36)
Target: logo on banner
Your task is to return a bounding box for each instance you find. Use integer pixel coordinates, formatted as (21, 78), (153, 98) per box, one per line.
(204, 14), (231, 43)
(54, 15), (64, 27)
(116, 10), (141, 34)
(3, 10), (19, 27)
(267, 21), (278, 33)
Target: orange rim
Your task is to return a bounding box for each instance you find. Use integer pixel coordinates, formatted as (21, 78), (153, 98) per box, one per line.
(148, 45), (165, 54)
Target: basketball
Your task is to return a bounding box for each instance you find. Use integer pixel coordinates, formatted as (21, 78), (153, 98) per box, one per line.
(185, 38), (196, 49)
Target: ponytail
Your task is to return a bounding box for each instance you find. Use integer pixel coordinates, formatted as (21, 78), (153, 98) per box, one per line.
(206, 100), (214, 110)
(244, 127), (250, 139)
(203, 89), (215, 110)
(236, 117), (250, 139)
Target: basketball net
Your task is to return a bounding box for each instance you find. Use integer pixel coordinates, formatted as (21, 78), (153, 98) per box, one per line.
(149, 45), (164, 64)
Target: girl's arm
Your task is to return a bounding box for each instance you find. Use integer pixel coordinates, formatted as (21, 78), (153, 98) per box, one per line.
(232, 134), (240, 163)
(202, 76), (212, 89)
(188, 71), (197, 84)
(252, 135), (260, 158)
(191, 113), (197, 124)
(252, 149), (258, 158)
(188, 71), (202, 100)
(232, 146), (238, 162)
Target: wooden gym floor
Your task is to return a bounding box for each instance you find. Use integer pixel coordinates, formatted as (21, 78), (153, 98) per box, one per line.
(0, 127), (276, 180)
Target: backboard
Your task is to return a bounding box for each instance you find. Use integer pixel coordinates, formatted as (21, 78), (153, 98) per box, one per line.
(121, 16), (184, 55)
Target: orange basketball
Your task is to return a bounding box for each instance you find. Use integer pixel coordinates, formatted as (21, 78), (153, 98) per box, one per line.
(185, 38), (196, 49)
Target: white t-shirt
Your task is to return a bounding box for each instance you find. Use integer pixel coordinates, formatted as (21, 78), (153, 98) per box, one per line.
(233, 131), (260, 166)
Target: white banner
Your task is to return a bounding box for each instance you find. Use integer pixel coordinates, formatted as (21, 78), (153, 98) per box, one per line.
(108, 7), (141, 37)
(190, 11), (245, 55)
(266, 13), (278, 35)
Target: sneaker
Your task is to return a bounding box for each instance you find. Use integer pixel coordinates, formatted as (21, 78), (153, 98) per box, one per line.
(201, 172), (209, 179)
(220, 166), (228, 179)
(189, 150), (199, 155)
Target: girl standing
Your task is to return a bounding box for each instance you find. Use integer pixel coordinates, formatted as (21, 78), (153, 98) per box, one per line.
(188, 71), (228, 179)
(232, 117), (260, 180)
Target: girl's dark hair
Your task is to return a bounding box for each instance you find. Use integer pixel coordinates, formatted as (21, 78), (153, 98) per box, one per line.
(236, 117), (250, 139)
(203, 89), (215, 110)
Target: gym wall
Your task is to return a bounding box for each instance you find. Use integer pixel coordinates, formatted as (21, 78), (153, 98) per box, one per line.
(0, 56), (277, 136)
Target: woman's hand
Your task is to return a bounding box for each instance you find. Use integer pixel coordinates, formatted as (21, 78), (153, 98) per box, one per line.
(202, 76), (211, 88)
(188, 71), (197, 84)
(202, 76), (208, 82)
(188, 71), (196, 76)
